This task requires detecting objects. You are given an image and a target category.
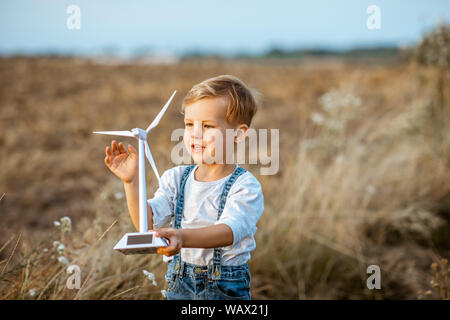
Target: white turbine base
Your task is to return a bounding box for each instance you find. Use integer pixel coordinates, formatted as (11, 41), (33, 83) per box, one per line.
(113, 231), (168, 255)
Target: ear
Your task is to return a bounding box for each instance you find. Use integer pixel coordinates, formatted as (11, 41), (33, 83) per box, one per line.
(234, 125), (249, 143)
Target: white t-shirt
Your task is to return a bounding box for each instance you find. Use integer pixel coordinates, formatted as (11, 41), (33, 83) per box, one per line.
(147, 163), (264, 266)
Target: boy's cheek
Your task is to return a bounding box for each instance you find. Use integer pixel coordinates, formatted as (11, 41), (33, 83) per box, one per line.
(183, 131), (191, 145)
(203, 129), (222, 146)
(183, 136), (193, 154)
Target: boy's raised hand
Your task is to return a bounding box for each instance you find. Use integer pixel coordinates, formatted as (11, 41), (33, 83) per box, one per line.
(104, 140), (139, 184)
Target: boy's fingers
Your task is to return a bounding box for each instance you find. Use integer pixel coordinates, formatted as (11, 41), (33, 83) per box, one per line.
(158, 246), (177, 257)
(155, 228), (171, 238)
(118, 142), (127, 154)
(104, 156), (110, 167)
(128, 144), (137, 157)
(167, 245), (181, 256)
(106, 146), (112, 157)
(157, 247), (168, 255)
(154, 228), (178, 256)
(111, 140), (120, 156)
(158, 247), (169, 254)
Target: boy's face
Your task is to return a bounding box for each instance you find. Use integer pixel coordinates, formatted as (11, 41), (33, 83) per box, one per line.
(184, 96), (242, 164)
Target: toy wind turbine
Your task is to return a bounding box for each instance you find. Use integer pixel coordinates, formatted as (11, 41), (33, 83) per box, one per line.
(93, 91), (176, 254)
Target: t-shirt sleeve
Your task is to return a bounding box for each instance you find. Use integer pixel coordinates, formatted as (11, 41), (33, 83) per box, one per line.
(215, 174), (264, 246)
(147, 167), (179, 229)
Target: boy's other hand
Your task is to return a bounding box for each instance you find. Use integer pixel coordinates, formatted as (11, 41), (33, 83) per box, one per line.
(155, 228), (182, 257)
(104, 140), (139, 184)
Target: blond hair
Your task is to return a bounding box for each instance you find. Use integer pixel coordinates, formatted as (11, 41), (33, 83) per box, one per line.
(182, 75), (261, 127)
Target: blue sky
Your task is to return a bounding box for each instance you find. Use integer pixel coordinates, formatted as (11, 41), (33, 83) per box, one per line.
(0, 0), (449, 56)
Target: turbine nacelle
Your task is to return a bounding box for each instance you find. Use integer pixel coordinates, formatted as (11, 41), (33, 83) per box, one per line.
(131, 128), (148, 140)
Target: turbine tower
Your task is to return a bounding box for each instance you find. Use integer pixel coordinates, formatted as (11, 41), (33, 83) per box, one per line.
(93, 90), (176, 254)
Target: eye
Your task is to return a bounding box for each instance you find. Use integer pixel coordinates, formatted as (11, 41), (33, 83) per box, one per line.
(204, 124), (214, 128)
(185, 123), (193, 127)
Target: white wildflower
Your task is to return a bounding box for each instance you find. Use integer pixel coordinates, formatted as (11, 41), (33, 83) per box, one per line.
(161, 289), (167, 298)
(57, 256), (69, 266)
(114, 192), (125, 200)
(325, 119), (343, 131)
(319, 89), (340, 112)
(319, 88), (362, 112)
(143, 270), (157, 286)
(301, 139), (318, 150)
(53, 221), (61, 228)
(43, 248), (49, 253)
(349, 95), (362, 107)
(28, 289), (37, 297)
(335, 154), (346, 164)
(311, 112), (325, 125)
(366, 185), (376, 195)
(60, 216), (72, 233)
(143, 270), (155, 281)
(57, 243), (65, 255)
(53, 241), (61, 248)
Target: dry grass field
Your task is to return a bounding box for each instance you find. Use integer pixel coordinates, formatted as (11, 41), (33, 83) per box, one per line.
(0, 27), (449, 299)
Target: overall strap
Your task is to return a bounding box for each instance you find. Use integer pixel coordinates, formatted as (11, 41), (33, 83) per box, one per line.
(172, 164), (196, 272)
(211, 166), (247, 280)
(174, 165), (196, 229)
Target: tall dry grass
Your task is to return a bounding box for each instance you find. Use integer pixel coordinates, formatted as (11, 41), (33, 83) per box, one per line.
(0, 26), (449, 299)
(251, 67), (450, 299)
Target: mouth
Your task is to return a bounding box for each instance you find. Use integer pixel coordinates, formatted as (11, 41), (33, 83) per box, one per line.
(191, 143), (206, 153)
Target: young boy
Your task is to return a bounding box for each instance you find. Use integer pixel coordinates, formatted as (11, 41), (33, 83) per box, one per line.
(104, 75), (264, 300)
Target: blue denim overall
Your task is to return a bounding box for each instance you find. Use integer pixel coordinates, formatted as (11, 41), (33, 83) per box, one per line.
(165, 164), (251, 300)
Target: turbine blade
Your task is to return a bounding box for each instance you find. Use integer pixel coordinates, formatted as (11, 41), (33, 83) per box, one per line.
(144, 141), (161, 186)
(93, 130), (134, 137)
(146, 90), (176, 132)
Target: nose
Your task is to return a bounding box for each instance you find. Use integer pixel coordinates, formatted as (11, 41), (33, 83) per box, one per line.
(192, 121), (203, 140)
